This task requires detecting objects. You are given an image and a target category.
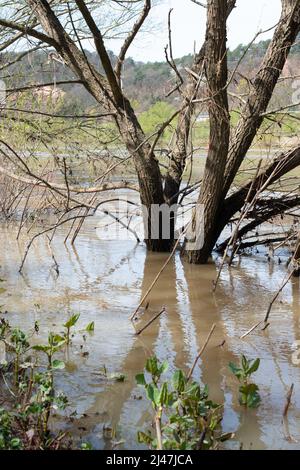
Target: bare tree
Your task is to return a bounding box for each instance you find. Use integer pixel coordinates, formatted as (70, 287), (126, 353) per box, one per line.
(0, 0), (300, 264)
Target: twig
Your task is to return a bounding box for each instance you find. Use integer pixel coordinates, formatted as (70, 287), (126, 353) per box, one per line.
(264, 270), (295, 323)
(240, 321), (263, 339)
(46, 236), (60, 277)
(283, 384), (294, 417)
(135, 308), (166, 336)
(130, 224), (190, 322)
(155, 412), (163, 450)
(187, 324), (216, 381)
(261, 323), (270, 331)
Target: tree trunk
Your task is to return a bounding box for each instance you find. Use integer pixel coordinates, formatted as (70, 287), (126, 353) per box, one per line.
(116, 103), (173, 251)
(26, 0), (173, 252)
(182, 0), (300, 263)
(184, 0), (230, 264)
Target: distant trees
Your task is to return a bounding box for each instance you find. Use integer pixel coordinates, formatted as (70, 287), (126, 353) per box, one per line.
(139, 101), (176, 138)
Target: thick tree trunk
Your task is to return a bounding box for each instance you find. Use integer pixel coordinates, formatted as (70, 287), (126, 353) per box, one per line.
(183, 0), (230, 264)
(182, 0), (300, 263)
(26, 0), (173, 252)
(164, 1), (236, 205)
(116, 104), (173, 251)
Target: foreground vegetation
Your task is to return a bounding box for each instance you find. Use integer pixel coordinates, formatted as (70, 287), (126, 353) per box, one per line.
(0, 309), (261, 450)
(0, 315), (93, 449)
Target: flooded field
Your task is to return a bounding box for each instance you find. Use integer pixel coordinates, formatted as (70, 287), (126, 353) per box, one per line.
(0, 215), (300, 450)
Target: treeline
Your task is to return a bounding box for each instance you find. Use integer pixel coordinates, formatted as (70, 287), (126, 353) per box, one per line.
(1, 37), (300, 117)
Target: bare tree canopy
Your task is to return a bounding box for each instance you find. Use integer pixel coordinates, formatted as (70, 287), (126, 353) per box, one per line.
(0, 0), (300, 267)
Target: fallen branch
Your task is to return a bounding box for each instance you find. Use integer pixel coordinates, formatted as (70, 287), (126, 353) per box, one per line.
(240, 321), (264, 340)
(264, 269), (296, 323)
(130, 223), (190, 323)
(187, 324), (216, 381)
(283, 384), (294, 417)
(134, 308), (166, 336)
(282, 384), (297, 443)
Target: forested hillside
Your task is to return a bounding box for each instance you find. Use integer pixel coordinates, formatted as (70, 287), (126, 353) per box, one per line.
(2, 37), (300, 115)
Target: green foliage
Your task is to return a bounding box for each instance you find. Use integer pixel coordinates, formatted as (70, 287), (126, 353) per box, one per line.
(136, 356), (232, 450)
(139, 101), (177, 141)
(0, 316), (94, 449)
(86, 322), (95, 333)
(229, 356), (261, 408)
(81, 442), (93, 450)
(0, 409), (22, 450)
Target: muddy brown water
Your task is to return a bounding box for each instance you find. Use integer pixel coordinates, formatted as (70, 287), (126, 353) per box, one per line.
(0, 217), (300, 450)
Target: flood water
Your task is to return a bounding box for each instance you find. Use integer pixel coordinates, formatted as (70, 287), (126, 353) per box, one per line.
(0, 215), (300, 450)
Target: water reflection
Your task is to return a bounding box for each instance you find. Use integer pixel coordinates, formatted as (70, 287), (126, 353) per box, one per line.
(0, 220), (299, 449)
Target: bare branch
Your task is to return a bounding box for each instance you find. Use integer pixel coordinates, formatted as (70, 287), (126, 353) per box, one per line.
(115, 0), (151, 80)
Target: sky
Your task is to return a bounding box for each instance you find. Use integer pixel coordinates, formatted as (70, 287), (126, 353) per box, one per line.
(105, 0), (282, 62)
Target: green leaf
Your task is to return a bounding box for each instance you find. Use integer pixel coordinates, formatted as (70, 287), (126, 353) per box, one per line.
(86, 322), (94, 332)
(153, 386), (161, 407)
(158, 382), (168, 406)
(145, 356), (158, 376)
(52, 334), (65, 344)
(64, 313), (80, 329)
(248, 358), (260, 375)
(242, 355), (249, 371)
(137, 431), (153, 445)
(229, 362), (243, 381)
(136, 373), (146, 386)
(81, 442), (92, 450)
(146, 384), (157, 404)
(32, 345), (50, 353)
(158, 360), (168, 375)
(172, 370), (186, 393)
(51, 359), (65, 370)
(239, 383), (261, 408)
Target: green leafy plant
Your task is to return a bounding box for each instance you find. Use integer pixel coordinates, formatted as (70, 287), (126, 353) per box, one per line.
(10, 328), (30, 385)
(62, 314), (95, 345)
(63, 314), (80, 345)
(136, 356), (232, 450)
(85, 322), (94, 333)
(0, 317), (93, 449)
(0, 409), (22, 450)
(229, 355), (261, 408)
(81, 442), (93, 450)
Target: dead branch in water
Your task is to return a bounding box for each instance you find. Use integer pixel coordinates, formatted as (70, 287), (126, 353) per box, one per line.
(264, 270), (295, 323)
(213, 161), (263, 292)
(283, 384), (294, 418)
(282, 384), (297, 443)
(240, 321), (264, 340)
(155, 412), (163, 451)
(187, 324), (216, 381)
(130, 223), (190, 323)
(46, 235), (60, 277)
(134, 308), (166, 336)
